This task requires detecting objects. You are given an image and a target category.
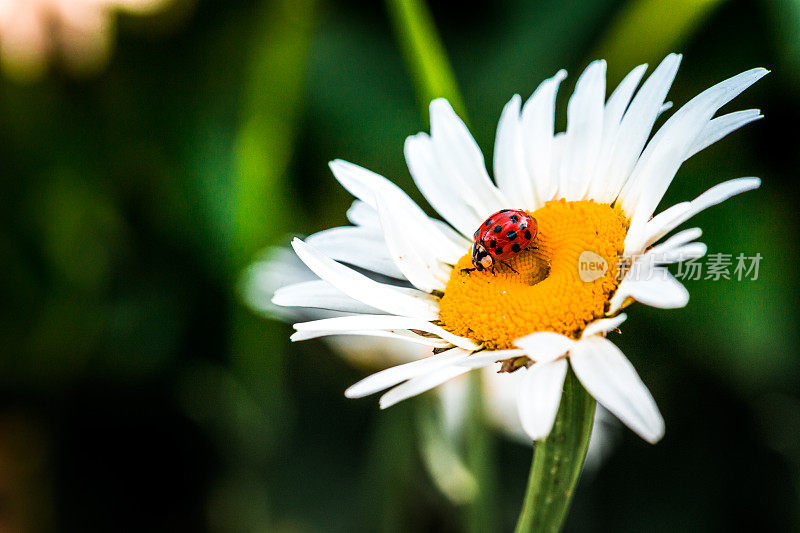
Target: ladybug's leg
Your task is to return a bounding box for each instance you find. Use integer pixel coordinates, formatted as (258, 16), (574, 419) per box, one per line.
(500, 260), (519, 274)
(460, 267), (476, 274)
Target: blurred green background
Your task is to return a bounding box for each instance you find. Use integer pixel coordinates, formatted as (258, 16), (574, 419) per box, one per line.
(0, 0), (798, 531)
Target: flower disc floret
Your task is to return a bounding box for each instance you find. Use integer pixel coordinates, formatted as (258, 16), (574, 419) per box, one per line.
(438, 200), (629, 349)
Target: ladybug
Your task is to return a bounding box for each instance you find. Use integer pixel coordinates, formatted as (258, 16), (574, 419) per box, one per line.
(465, 209), (537, 273)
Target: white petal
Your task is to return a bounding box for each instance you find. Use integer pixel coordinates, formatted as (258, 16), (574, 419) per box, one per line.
(454, 349), (527, 369)
(570, 337), (664, 443)
(273, 280), (384, 314)
(494, 94), (537, 209)
(376, 195), (450, 292)
(588, 63), (648, 201)
(609, 265), (689, 313)
(347, 200), (467, 267)
(330, 159), (467, 263)
(521, 69), (568, 203)
(242, 247), (318, 320)
(549, 132), (567, 180)
(559, 60), (606, 200)
(644, 228), (708, 264)
(517, 359), (569, 440)
(346, 200), (381, 228)
(603, 54), (682, 201)
(687, 109), (762, 159)
(604, 64), (648, 131)
(478, 369), (529, 441)
(291, 328), (449, 347)
(437, 376), (470, 438)
(625, 69), (766, 217)
(291, 238), (440, 319)
(639, 177), (761, 250)
(345, 348), (471, 399)
(675, 243), (708, 262)
(404, 133), (485, 237)
(648, 227), (702, 254)
(678, 242), (707, 259)
(380, 364), (473, 408)
(622, 68), (768, 252)
(651, 242), (707, 264)
(306, 226), (405, 279)
(514, 331), (575, 363)
(638, 202), (692, 252)
(292, 314), (480, 350)
(246, 246), (316, 294)
(429, 99), (508, 215)
(582, 313), (627, 338)
(350, 190), (470, 252)
(674, 176), (761, 226)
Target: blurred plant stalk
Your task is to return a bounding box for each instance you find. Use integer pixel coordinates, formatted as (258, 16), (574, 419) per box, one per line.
(382, 0), (510, 531)
(594, 0), (726, 80)
(233, 0), (317, 263)
(385, 0), (465, 119)
(231, 0), (318, 440)
(225, 0), (318, 525)
(384, 0), (496, 530)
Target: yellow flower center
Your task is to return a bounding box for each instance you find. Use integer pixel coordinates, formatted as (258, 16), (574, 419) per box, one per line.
(438, 200), (629, 350)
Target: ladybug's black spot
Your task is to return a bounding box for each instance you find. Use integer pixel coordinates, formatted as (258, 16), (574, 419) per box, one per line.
(512, 243), (521, 253)
(524, 230), (532, 240)
(510, 214), (519, 223)
(506, 230), (517, 240)
(495, 247), (504, 255)
(489, 239), (497, 248)
(519, 224), (526, 230)
(499, 209), (511, 213)
(485, 219), (493, 227)
(493, 225), (502, 233)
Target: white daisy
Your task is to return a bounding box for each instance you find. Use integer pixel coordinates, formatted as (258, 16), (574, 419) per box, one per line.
(267, 53), (765, 444)
(244, 248), (618, 472)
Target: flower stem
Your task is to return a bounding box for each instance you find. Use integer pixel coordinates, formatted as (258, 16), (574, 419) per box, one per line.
(515, 368), (596, 533)
(384, 0), (466, 118)
(464, 372), (497, 533)
(384, 1), (494, 529)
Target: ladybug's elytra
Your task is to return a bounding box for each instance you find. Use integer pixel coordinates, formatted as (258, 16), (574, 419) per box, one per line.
(466, 209), (537, 273)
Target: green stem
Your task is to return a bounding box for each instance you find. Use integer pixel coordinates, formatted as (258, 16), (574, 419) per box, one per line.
(384, 0), (466, 118)
(464, 372), (497, 533)
(515, 368), (596, 533)
(229, 0), (318, 453)
(233, 0), (318, 267)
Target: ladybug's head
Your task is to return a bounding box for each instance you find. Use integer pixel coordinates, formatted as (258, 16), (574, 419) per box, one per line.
(471, 243), (494, 271)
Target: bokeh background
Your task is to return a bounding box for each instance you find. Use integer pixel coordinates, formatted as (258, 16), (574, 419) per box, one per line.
(0, 0), (798, 531)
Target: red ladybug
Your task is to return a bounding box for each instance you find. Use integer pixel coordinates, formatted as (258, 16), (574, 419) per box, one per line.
(466, 209), (537, 272)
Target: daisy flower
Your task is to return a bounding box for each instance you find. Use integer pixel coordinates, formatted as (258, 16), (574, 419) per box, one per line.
(271, 54), (765, 444)
(244, 248), (618, 471)
(0, 0), (168, 78)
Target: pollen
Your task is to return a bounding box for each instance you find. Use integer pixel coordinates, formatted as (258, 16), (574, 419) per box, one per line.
(438, 200), (629, 350)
